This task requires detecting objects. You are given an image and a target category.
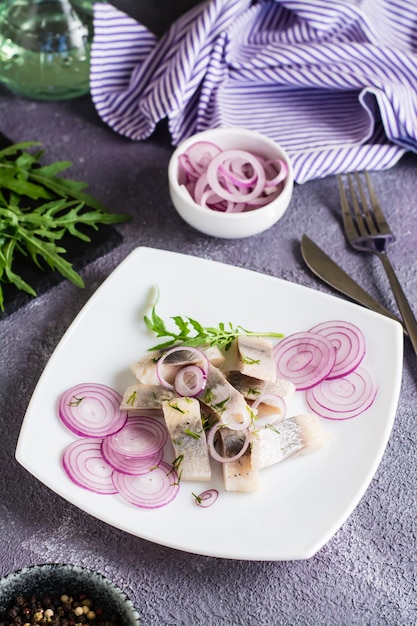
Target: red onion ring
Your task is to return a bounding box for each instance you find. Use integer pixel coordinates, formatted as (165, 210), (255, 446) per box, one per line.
(105, 415), (168, 459)
(206, 423), (250, 463)
(156, 346), (209, 391)
(273, 332), (336, 390)
(305, 367), (378, 420)
(59, 383), (128, 438)
(220, 407), (251, 431)
(62, 438), (117, 495)
(194, 488), (219, 508)
(174, 365), (207, 397)
(264, 158), (288, 187)
(186, 141), (222, 175)
(199, 189), (224, 209)
(178, 142), (288, 213)
(207, 150), (266, 203)
(178, 153), (199, 182)
(193, 172), (210, 206)
(251, 393), (287, 428)
(112, 461), (180, 509)
(245, 186), (282, 207)
(218, 158), (258, 189)
(101, 438), (164, 475)
(308, 320), (366, 379)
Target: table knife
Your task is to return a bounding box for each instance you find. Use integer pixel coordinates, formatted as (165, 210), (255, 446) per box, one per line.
(301, 234), (404, 328)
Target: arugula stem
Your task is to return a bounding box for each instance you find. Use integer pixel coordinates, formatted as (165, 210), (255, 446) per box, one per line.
(144, 290), (284, 351)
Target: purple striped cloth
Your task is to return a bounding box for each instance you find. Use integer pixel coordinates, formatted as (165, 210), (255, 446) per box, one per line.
(90, 0), (417, 183)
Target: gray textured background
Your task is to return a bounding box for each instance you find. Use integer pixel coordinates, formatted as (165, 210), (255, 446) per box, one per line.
(0, 2), (416, 624)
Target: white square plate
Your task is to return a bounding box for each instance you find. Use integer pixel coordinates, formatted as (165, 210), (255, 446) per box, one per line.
(16, 248), (403, 560)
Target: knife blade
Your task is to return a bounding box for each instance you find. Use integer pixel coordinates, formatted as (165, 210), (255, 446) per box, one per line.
(301, 234), (404, 328)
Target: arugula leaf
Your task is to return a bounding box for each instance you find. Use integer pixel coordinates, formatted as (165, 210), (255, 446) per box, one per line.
(144, 290), (284, 350)
(0, 141), (42, 159)
(0, 168), (52, 200)
(29, 171), (107, 211)
(0, 141), (131, 311)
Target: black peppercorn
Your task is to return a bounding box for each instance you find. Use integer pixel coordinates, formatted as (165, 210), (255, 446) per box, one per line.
(0, 592), (122, 625)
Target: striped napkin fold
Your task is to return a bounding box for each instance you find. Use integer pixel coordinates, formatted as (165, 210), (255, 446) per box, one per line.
(90, 0), (417, 183)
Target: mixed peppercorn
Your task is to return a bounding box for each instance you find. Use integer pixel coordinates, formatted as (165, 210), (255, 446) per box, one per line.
(0, 593), (121, 626)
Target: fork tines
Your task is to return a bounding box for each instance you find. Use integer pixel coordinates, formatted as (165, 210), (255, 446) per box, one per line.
(338, 171), (394, 241)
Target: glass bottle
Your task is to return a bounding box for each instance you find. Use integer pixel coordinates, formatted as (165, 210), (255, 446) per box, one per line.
(0, 0), (96, 100)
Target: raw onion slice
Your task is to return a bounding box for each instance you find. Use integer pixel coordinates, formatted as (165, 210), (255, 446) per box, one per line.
(220, 407), (251, 431)
(178, 142), (289, 213)
(186, 141), (222, 175)
(174, 365), (207, 397)
(112, 461), (180, 509)
(194, 489), (219, 508)
(156, 346), (209, 391)
(306, 367), (378, 420)
(59, 383), (128, 438)
(207, 423), (250, 463)
(251, 393), (287, 428)
(264, 158), (288, 187)
(193, 171), (210, 205)
(273, 331), (336, 390)
(101, 438), (164, 475)
(245, 186), (282, 207)
(105, 415), (168, 458)
(178, 153), (199, 181)
(218, 157), (258, 189)
(62, 438), (117, 495)
(309, 320), (366, 379)
(207, 149), (266, 204)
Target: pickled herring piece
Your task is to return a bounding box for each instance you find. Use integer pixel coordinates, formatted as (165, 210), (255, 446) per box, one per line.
(251, 413), (331, 471)
(223, 336), (277, 381)
(162, 397), (211, 481)
(132, 345), (224, 386)
(217, 426), (260, 492)
(120, 382), (176, 410)
(226, 371), (296, 406)
(197, 363), (252, 429)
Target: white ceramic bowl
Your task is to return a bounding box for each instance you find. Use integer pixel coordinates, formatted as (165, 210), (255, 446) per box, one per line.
(168, 127), (294, 239)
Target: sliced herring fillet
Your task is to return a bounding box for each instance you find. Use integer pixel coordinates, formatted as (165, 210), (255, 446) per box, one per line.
(226, 371), (296, 405)
(120, 382), (176, 410)
(132, 345), (224, 386)
(162, 397), (211, 482)
(217, 427), (260, 492)
(251, 413), (331, 471)
(197, 363), (251, 428)
(223, 336), (276, 382)
(203, 345), (225, 368)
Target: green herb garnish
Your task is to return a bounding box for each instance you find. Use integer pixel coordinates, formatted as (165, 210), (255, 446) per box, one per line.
(68, 395), (83, 407)
(240, 356), (261, 365)
(266, 423), (280, 434)
(184, 428), (201, 439)
(171, 455), (184, 484)
(212, 396), (230, 412)
(0, 141), (130, 310)
(144, 290), (284, 351)
(126, 391), (137, 407)
(192, 492), (203, 504)
(168, 402), (186, 414)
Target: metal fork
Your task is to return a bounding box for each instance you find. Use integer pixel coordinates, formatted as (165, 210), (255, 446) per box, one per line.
(338, 171), (417, 354)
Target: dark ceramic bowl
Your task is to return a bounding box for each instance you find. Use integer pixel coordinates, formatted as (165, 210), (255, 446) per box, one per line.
(0, 563), (140, 625)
